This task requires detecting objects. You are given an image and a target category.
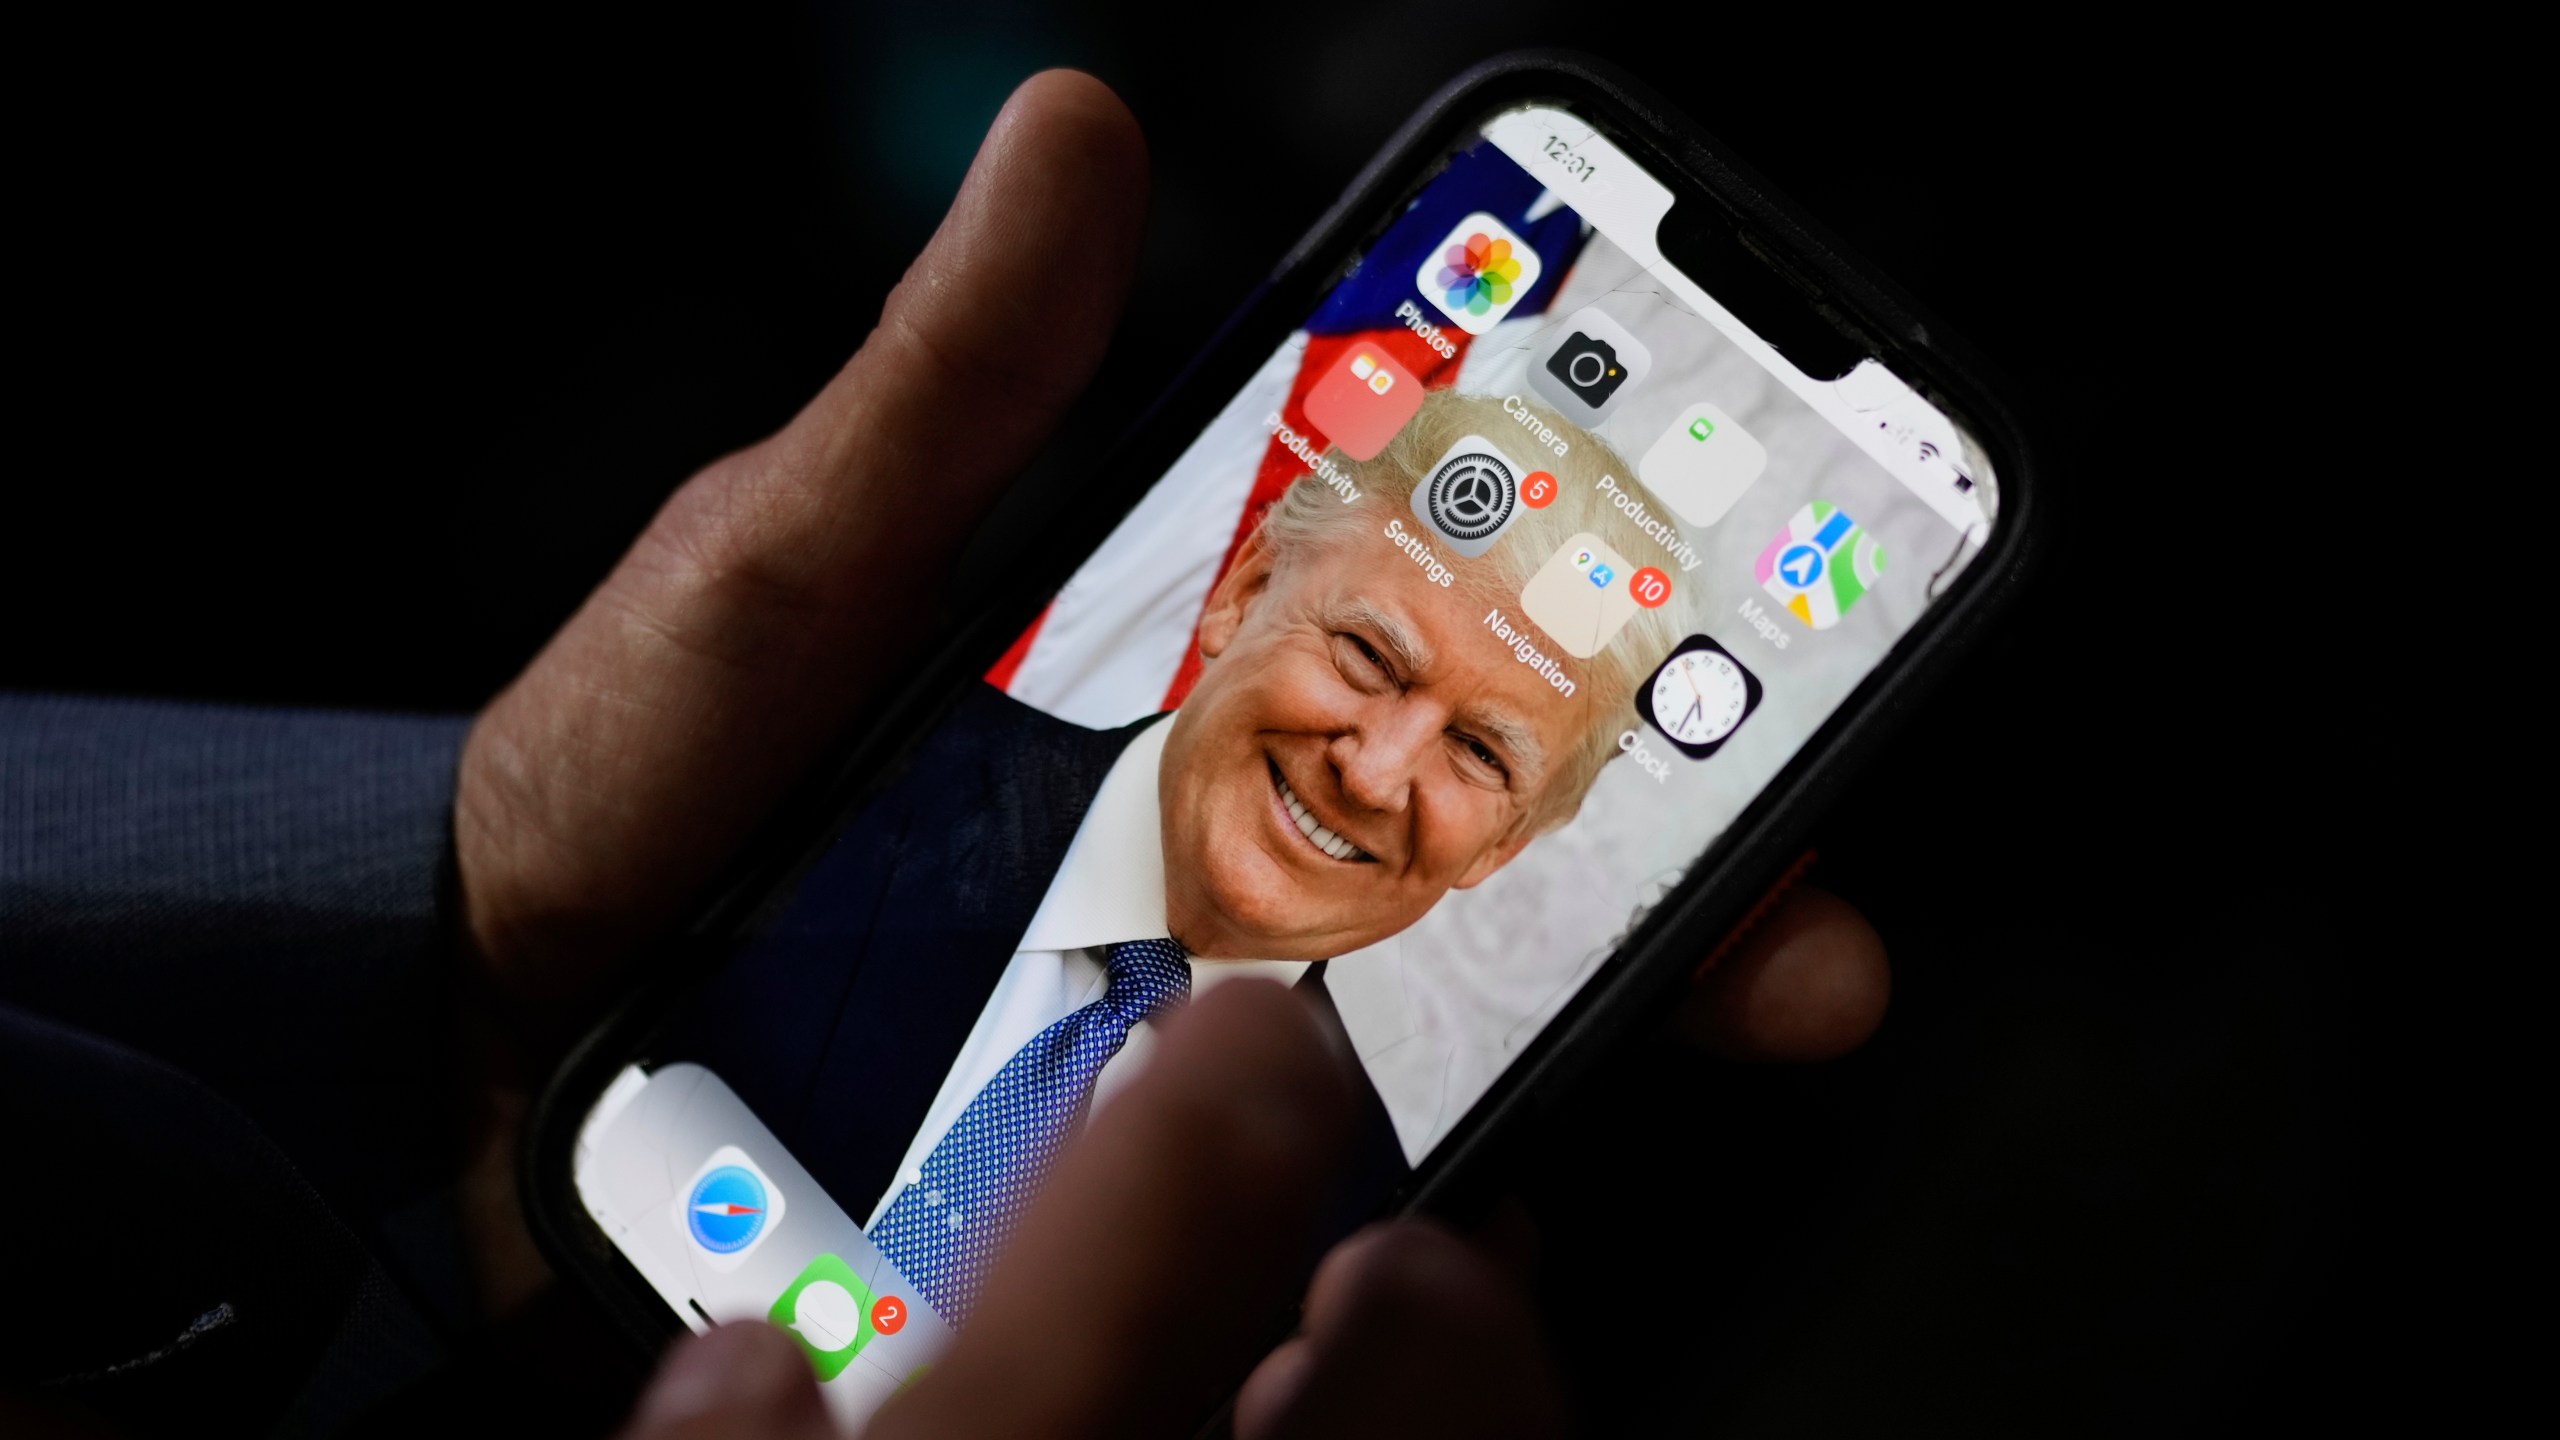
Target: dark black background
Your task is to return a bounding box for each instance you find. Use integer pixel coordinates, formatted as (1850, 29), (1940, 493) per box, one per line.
(7, 5), (2359, 1434)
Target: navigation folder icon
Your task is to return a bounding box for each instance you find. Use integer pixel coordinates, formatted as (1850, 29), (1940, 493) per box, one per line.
(1519, 533), (1642, 659)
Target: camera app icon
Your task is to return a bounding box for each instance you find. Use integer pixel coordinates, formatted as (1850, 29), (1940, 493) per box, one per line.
(1528, 307), (1653, 423)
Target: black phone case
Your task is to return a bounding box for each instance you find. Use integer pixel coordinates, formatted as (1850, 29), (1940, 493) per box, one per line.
(524, 46), (2046, 1361)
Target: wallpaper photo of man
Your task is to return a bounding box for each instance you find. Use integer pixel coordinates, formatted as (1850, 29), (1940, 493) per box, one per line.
(578, 118), (1965, 1360)
(677, 387), (1706, 1325)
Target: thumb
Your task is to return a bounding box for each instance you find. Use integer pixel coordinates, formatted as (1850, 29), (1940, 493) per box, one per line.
(458, 69), (1148, 1002)
(620, 1324), (837, 1440)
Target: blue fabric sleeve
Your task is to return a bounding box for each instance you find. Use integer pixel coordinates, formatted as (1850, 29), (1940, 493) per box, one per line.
(0, 693), (473, 1207)
(0, 692), (466, 935)
(0, 695), (477, 1423)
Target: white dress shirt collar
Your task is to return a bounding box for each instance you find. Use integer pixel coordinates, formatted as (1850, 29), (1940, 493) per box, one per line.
(1017, 715), (1308, 994)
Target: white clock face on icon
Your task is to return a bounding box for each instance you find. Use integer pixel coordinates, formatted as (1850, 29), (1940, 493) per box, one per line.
(1651, 648), (1752, 747)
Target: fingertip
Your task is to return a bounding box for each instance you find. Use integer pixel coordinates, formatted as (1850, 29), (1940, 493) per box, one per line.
(1302, 1221), (1513, 1333)
(882, 979), (1365, 1438)
(1000, 69), (1148, 184)
(860, 65), (1148, 442)
(1234, 1337), (1318, 1440)
(1275, 1222), (1568, 1439)
(626, 1323), (824, 1438)
(1146, 978), (1364, 1183)
(1680, 884), (1891, 1062)
(964, 68), (1149, 278)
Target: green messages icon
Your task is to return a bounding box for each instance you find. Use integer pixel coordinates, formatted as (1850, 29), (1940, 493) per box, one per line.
(769, 1253), (875, 1381)
(1689, 416), (1716, 441)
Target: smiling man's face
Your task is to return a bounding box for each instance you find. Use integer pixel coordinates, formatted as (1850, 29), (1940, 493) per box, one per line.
(1158, 521), (1604, 960)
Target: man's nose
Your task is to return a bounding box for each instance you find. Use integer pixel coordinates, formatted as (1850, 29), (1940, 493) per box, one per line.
(1330, 702), (1438, 814)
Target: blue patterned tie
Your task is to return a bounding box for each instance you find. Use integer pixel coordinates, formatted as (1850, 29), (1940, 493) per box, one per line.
(870, 938), (1191, 1326)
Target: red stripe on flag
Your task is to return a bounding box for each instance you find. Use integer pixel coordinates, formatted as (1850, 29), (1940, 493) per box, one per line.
(985, 599), (1054, 692)
(1158, 327), (1469, 711)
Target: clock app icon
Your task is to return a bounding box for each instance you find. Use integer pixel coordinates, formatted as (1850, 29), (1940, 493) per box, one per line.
(1636, 635), (1764, 760)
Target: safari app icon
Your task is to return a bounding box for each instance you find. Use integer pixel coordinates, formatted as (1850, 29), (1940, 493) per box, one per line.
(676, 1145), (786, 1273)
(770, 1252), (876, 1381)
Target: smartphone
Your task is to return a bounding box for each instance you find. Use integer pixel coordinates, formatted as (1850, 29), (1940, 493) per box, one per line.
(528, 52), (2039, 1425)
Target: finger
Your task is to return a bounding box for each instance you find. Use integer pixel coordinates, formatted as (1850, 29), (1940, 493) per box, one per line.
(1675, 882), (1890, 1061)
(619, 1323), (834, 1440)
(867, 980), (1361, 1440)
(1234, 1222), (1567, 1440)
(458, 69), (1149, 1001)
(1466, 1195), (1543, 1289)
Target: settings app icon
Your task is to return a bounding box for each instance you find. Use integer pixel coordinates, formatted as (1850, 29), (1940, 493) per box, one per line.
(1409, 435), (1527, 558)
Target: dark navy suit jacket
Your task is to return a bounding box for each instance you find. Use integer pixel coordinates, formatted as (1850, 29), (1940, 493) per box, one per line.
(2, 695), (470, 1429)
(665, 682), (1410, 1234)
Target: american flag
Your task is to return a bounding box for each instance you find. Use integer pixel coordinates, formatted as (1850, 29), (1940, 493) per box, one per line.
(987, 141), (1596, 727)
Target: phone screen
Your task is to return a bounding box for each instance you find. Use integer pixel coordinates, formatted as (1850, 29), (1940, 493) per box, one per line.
(569, 99), (1996, 1420)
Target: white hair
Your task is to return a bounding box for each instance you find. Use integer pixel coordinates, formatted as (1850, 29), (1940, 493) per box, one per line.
(1254, 389), (1711, 830)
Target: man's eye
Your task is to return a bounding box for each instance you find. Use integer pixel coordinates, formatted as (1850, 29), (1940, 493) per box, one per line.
(1458, 735), (1508, 781)
(1336, 634), (1391, 685)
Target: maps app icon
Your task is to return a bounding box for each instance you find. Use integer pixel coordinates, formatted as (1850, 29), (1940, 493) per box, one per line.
(1757, 502), (1884, 630)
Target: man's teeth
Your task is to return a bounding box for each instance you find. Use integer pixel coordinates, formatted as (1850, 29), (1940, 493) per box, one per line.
(1277, 773), (1367, 862)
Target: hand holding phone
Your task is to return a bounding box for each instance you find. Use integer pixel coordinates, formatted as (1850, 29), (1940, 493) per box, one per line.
(618, 975), (1885, 1439)
(484, 61), (1974, 1432)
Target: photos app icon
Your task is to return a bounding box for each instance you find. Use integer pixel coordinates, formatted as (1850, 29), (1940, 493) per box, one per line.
(1416, 213), (1543, 335)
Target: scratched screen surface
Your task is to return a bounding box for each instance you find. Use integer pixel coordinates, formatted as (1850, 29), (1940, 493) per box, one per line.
(572, 103), (1994, 1427)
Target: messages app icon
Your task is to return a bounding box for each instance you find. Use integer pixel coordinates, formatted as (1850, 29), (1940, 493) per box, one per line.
(770, 1253), (876, 1381)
